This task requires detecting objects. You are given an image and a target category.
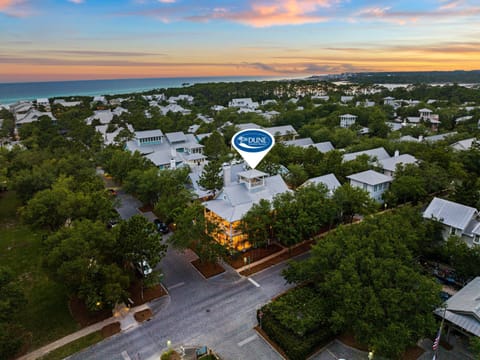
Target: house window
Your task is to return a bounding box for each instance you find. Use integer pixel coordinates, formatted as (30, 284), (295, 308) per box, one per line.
(450, 227), (459, 236)
(474, 235), (480, 245)
(374, 185), (378, 192)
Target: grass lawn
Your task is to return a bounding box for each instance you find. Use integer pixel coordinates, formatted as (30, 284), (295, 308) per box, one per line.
(0, 191), (79, 352)
(38, 331), (103, 360)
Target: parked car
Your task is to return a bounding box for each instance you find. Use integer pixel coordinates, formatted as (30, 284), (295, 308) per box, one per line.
(154, 218), (169, 234)
(135, 260), (153, 277)
(107, 188), (118, 196)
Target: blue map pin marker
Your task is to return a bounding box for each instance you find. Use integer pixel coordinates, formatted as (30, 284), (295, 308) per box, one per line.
(232, 129), (275, 169)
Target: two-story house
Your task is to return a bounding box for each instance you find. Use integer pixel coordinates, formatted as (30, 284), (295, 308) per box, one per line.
(423, 197), (480, 248)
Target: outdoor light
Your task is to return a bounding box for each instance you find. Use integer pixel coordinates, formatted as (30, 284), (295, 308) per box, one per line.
(368, 350), (374, 359)
(167, 340), (171, 349)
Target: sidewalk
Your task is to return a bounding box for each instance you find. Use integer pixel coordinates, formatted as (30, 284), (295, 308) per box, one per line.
(17, 303), (152, 360)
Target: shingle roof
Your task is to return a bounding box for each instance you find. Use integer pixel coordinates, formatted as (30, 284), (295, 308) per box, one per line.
(347, 170), (392, 186)
(342, 147), (390, 162)
(423, 197), (477, 231)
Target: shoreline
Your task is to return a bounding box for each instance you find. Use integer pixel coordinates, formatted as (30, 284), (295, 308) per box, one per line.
(0, 75), (303, 105)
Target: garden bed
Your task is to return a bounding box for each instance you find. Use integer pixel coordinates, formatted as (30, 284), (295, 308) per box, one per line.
(134, 308), (153, 322)
(191, 259), (225, 278)
(128, 280), (167, 306)
(101, 322), (121, 338)
(240, 241), (313, 276)
(226, 243), (283, 269)
(69, 297), (112, 328)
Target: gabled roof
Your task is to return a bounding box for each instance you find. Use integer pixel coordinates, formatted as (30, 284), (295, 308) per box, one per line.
(166, 131), (187, 143)
(347, 170), (392, 186)
(307, 141), (335, 153)
(135, 129), (164, 138)
(434, 277), (480, 336)
(264, 125), (298, 137)
(204, 175), (290, 222)
(419, 108), (433, 112)
(283, 138), (314, 147)
(236, 123), (261, 130)
(302, 173), (341, 193)
(424, 132), (457, 143)
(378, 154), (418, 172)
(451, 138), (477, 151)
(423, 197), (477, 231)
(342, 147), (390, 162)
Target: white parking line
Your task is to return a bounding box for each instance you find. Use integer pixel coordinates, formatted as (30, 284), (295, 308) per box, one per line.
(121, 350), (131, 360)
(237, 334), (258, 347)
(168, 282), (185, 290)
(248, 278), (260, 287)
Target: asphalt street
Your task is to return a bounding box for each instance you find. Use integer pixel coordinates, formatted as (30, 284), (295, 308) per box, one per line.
(69, 185), (304, 359)
(69, 244), (306, 360)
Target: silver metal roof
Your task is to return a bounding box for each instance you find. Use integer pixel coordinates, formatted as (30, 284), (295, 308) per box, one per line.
(378, 154), (418, 172)
(302, 173), (341, 193)
(342, 147), (390, 162)
(283, 138), (314, 147)
(423, 197), (477, 231)
(434, 277), (480, 336)
(347, 170), (393, 186)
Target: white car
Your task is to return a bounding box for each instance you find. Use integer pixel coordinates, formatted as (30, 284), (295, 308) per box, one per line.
(136, 260), (153, 276)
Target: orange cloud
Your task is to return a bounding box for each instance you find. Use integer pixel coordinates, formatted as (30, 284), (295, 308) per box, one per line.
(187, 0), (338, 27)
(0, 0), (32, 17)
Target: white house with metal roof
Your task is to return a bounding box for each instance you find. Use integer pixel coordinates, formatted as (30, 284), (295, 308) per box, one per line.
(203, 166), (290, 251)
(434, 277), (480, 338)
(15, 109), (56, 127)
(339, 114), (357, 128)
(264, 125), (298, 140)
(342, 147), (391, 163)
(377, 152), (418, 177)
(451, 138), (477, 151)
(228, 98), (259, 110)
(346, 170), (392, 203)
(125, 129), (205, 169)
(423, 197), (480, 247)
(283, 138), (314, 147)
(301, 173), (341, 196)
(306, 141), (335, 153)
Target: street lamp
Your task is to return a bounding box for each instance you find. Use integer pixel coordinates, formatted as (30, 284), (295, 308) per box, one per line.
(167, 340), (171, 350)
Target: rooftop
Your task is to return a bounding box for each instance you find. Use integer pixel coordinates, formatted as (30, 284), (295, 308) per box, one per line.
(347, 170), (393, 186)
(423, 197), (477, 231)
(342, 147), (390, 162)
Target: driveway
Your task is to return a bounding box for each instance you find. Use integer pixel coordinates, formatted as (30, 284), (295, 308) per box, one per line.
(69, 248), (308, 360)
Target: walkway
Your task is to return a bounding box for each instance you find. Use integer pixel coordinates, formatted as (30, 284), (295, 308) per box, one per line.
(17, 303), (153, 360)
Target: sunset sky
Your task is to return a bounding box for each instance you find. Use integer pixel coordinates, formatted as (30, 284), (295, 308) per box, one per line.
(1, 0), (480, 83)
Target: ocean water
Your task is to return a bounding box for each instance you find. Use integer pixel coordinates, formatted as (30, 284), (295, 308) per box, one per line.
(0, 76), (286, 105)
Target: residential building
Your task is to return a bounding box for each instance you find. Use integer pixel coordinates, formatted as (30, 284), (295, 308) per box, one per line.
(283, 138), (314, 147)
(434, 277), (480, 338)
(264, 125), (298, 140)
(346, 170), (392, 203)
(53, 99), (82, 107)
(85, 110), (114, 125)
(125, 129), (205, 170)
(15, 109), (56, 128)
(377, 152), (418, 177)
(451, 138), (477, 151)
(92, 96), (107, 105)
(419, 108), (433, 120)
(36, 98), (50, 109)
(306, 141), (335, 153)
(423, 197), (480, 247)
(228, 98), (259, 110)
(339, 114), (357, 128)
(342, 147), (390, 163)
(203, 166), (290, 251)
(340, 96), (354, 103)
(301, 173), (340, 196)
(424, 132), (457, 143)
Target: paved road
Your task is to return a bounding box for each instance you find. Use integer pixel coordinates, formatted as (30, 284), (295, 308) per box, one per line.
(115, 190), (142, 220)
(69, 244), (307, 360)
